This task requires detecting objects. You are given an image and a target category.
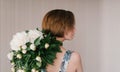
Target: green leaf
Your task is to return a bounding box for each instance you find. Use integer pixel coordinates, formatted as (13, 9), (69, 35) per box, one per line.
(36, 62), (42, 67)
(34, 37), (41, 46)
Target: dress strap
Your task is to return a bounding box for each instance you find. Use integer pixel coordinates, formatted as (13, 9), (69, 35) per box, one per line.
(59, 50), (73, 72)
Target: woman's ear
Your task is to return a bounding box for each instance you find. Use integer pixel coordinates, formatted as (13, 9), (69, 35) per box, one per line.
(64, 30), (68, 37)
(63, 28), (75, 40)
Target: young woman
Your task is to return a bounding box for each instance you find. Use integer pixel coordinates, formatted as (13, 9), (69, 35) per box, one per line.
(41, 9), (83, 72)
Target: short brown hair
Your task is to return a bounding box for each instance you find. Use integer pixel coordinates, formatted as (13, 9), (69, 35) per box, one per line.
(42, 9), (75, 37)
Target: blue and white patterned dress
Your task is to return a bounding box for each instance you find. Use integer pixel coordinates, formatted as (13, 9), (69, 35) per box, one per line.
(41, 50), (73, 72)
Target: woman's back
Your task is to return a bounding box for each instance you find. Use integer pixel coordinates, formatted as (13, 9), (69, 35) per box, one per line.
(42, 47), (83, 72)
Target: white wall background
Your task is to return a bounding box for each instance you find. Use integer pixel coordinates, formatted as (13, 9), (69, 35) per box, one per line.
(0, 0), (120, 72)
(100, 0), (120, 72)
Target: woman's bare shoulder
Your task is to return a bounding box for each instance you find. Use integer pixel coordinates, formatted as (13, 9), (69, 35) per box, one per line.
(70, 51), (83, 72)
(71, 51), (82, 62)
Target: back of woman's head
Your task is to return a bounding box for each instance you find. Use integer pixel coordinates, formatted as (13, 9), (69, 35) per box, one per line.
(42, 9), (75, 37)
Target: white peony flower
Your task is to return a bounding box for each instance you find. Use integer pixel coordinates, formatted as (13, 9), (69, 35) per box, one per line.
(36, 56), (42, 62)
(17, 69), (24, 72)
(22, 49), (27, 54)
(11, 67), (15, 72)
(16, 54), (22, 59)
(28, 29), (43, 43)
(45, 43), (49, 49)
(30, 43), (36, 51)
(21, 44), (27, 50)
(31, 68), (36, 72)
(10, 31), (29, 51)
(7, 52), (14, 60)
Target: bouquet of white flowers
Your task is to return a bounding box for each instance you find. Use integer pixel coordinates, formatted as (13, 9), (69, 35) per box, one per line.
(7, 28), (62, 72)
